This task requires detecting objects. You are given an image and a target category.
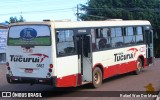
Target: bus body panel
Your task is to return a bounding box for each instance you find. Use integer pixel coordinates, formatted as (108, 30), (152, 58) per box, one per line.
(92, 45), (146, 78)
(7, 46), (52, 78)
(6, 24), (56, 85)
(56, 55), (79, 87)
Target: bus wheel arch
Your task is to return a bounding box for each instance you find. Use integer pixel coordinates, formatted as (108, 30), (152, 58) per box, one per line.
(92, 65), (104, 88)
(139, 56), (144, 67)
(134, 56), (144, 75)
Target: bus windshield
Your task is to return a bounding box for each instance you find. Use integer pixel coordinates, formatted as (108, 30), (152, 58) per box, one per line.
(8, 25), (51, 46)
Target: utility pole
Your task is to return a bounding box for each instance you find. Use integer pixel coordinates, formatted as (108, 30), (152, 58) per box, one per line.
(77, 4), (80, 21)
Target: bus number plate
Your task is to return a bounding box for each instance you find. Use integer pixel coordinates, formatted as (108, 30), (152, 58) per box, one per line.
(25, 69), (33, 73)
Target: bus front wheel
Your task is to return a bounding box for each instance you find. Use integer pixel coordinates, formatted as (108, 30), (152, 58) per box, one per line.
(134, 58), (143, 75)
(92, 67), (102, 88)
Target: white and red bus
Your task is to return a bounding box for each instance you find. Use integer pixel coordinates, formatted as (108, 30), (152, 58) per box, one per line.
(6, 20), (154, 88)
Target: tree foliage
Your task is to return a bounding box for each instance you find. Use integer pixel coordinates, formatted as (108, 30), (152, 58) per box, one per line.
(80, 0), (160, 51)
(8, 15), (26, 23)
(80, 0), (160, 22)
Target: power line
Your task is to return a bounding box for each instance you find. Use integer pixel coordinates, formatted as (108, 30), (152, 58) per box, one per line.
(0, 7), (76, 16)
(81, 7), (160, 12)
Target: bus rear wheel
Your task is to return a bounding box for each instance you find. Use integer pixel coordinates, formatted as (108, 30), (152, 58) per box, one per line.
(92, 67), (102, 88)
(6, 74), (12, 83)
(134, 58), (143, 75)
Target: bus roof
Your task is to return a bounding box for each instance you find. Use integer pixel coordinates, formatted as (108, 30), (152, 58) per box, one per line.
(54, 20), (151, 29)
(9, 20), (151, 29)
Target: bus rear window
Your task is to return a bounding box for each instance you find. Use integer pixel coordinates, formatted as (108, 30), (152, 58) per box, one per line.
(8, 25), (51, 46)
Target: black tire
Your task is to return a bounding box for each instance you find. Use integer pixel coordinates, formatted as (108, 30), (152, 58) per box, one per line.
(134, 58), (143, 75)
(6, 74), (12, 83)
(92, 67), (102, 88)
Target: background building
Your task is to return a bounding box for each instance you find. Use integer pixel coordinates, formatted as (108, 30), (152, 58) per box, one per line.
(0, 23), (8, 63)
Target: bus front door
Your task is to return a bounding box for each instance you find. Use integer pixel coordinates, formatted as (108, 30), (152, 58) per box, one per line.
(145, 29), (154, 65)
(76, 34), (92, 83)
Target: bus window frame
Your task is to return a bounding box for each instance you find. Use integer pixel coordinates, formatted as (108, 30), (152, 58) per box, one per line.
(135, 26), (144, 44)
(91, 25), (147, 52)
(55, 28), (77, 57)
(7, 24), (52, 46)
(55, 25), (149, 54)
(55, 28), (91, 57)
(124, 26), (136, 45)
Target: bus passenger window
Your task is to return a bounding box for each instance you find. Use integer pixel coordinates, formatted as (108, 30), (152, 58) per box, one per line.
(111, 28), (123, 47)
(98, 38), (107, 49)
(56, 30), (75, 56)
(136, 27), (144, 43)
(95, 28), (111, 50)
(124, 27), (135, 45)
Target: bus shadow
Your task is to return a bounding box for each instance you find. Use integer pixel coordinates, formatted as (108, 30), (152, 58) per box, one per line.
(102, 69), (148, 83)
(39, 86), (94, 97)
(0, 69), (148, 97)
(42, 70), (149, 97)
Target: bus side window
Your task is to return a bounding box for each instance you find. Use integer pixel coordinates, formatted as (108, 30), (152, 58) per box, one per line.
(56, 30), (76, 56)
(111, 27), (123, 47)
(124, 27), (135, 45)
(136, 27), (144, 44)
(95, 28), (111, 50)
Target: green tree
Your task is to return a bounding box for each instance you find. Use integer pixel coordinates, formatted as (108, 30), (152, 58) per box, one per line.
(80, 0), (160, 54)
(9, 15), (26, 23)
(80, 0), (160, 21)
(9, 17), (18, 23)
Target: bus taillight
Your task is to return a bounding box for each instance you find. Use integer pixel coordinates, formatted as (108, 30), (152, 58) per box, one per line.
(49, 64), (53, 72)
(46, 64), (53, 78)
(6, 62), (10, 70)
(49, 64), (53, 68)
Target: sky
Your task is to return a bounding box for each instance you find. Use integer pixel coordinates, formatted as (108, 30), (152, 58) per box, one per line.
(0, 0), (88, 22)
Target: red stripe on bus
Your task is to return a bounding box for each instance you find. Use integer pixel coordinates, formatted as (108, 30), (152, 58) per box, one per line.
(56, 74), (78, 87)
(98, 58), (147, 79)
(104, 59), (147, 79)
(56, 58), (147, 87)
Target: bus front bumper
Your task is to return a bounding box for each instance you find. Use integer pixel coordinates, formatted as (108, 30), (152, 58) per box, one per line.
(6, 74), (57, 86)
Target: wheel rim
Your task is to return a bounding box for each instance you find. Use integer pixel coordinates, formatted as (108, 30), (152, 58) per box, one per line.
(137, 60), (142, 71)
(94, 71), (100, 84)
